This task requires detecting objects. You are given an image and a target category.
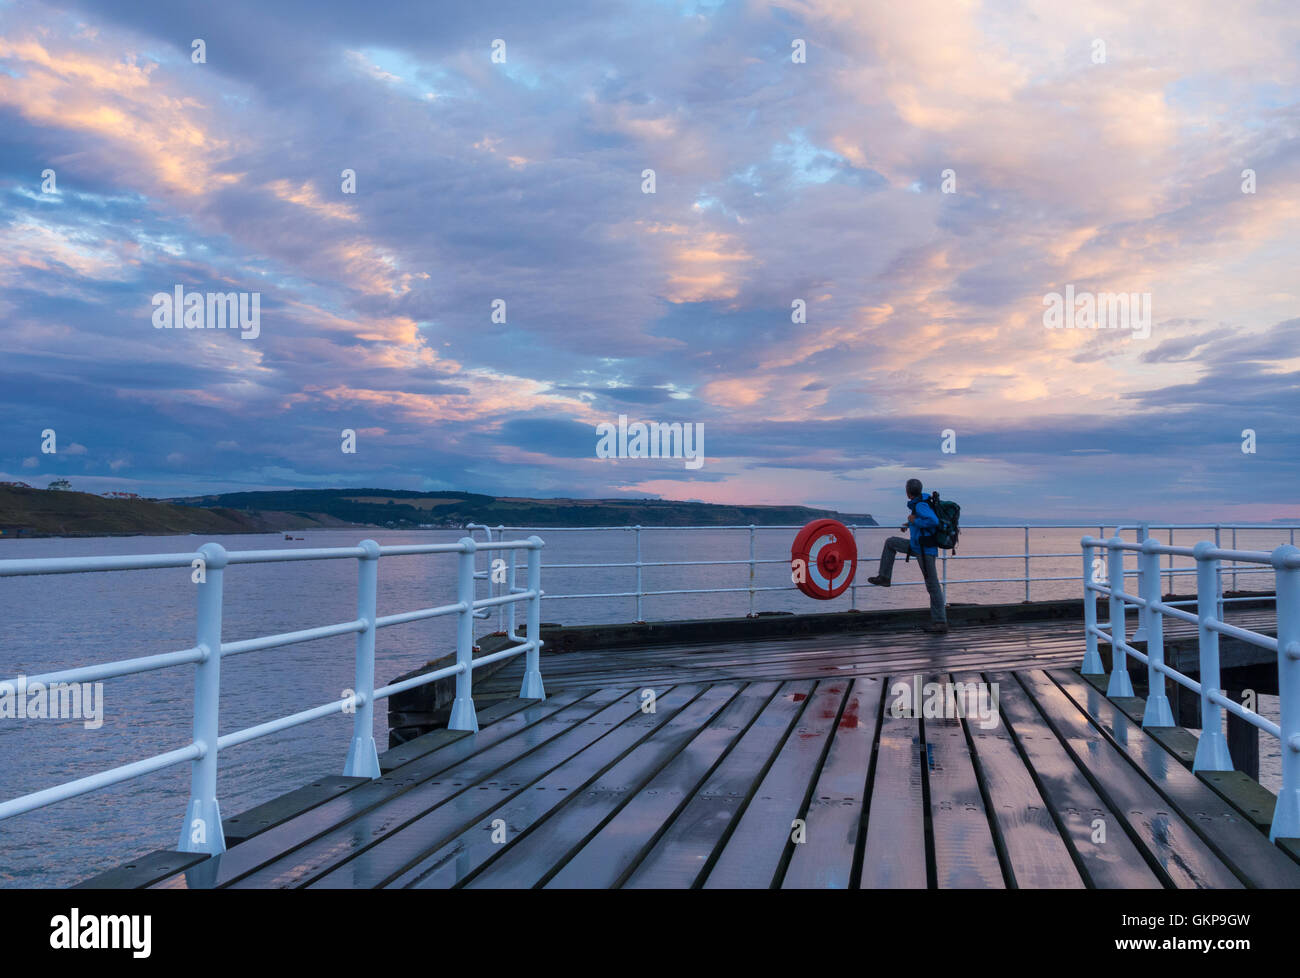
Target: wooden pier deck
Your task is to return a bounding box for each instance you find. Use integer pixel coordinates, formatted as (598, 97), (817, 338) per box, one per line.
(87, 614), (1300, 890)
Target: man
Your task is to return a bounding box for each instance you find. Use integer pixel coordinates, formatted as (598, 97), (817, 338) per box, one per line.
(866, 478), (949, 633)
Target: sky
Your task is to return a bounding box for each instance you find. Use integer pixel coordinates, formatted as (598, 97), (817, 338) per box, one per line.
(0, 0), (1297, 523)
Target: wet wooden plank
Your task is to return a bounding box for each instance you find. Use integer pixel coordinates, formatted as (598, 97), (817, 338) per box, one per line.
(222, 775), (370, 845)
(494, 644), (1084, 691)
(957, 672), (1083, 889)
(461, 684), (742, 889)
(1074, 673), (1276, 833)
(234, 686), (681, 888)
(151, 687), (607, 888)
(701, 681), (845, 888)
(75, 850), (210, 889)
(94, 775), (371, 886)
(1016, 670), (1242, 889)
(1049, 669), (1300, 888)
(478, 624), (1090, 692)
(621, 681), (815, 889)
(989, 671), (1161, 889)
(1196, 771), (1276, 835)
(859, 676), (928, 888)
(781, 677), (882, 888)
(389, 682), (741, 889)
(351, 684), (727, 888)
(543, 683), (778, 888)
(922, 674), (1004, 888)
(481, 610), (1277, 696)
(1144, 727), (1200, 768)
(377, 697), (535, 773)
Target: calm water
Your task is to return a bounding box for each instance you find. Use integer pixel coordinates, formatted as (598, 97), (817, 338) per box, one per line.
(0, 525), (1289, 887)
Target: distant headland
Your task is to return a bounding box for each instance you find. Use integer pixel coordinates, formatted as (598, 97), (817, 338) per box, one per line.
(0, 485), (876, 538)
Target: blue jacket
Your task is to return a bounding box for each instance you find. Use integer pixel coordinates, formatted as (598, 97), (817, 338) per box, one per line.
(906, 496), (939, 556)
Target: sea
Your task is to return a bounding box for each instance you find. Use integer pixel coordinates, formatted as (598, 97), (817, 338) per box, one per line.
(0, 525), (1289, 887)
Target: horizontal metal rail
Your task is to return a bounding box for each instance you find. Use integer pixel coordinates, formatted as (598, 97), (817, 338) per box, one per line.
(0, 536), (548, 857)
(478, 521), (1297, 622)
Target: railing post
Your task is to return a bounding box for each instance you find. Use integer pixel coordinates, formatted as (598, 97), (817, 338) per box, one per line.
(344, 540), (381, 778)
(1271, 544), (1300, 841)
(1215, 525), (1224, 624)
(1023, 526), (1030, 602)
(1166, 527), (1174, 593)
(748, 525), (756, 617)
(1132, 523), (1149, 642)
(496, 525), (506, 633)
(1139, 539), (1174, 726)
(464, 523), (491, 627)
(634, 525), (644, 623)
(519, 537), (546, 700)
(1231, 527), (1238, 593)
(1192, 542), (1232, 771)
(449, 538), (479, 732)
(482, 527), (493, 629)
(1081, 537), (1104, 674)
(1105, 537), (1134, 697)
(179, 542), (227, 855)
(506, 547), (519, 636)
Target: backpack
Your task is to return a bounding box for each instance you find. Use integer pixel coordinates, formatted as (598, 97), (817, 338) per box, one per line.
(925, 491), (961, 553)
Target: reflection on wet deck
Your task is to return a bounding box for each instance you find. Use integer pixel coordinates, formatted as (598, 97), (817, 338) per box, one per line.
(119, 646), (1300, 889)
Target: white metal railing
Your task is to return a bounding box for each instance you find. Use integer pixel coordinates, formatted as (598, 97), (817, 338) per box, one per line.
(472, 522), (1296, 623)
(1081, 532), (1300, 840)
(0, 535), (546, 856)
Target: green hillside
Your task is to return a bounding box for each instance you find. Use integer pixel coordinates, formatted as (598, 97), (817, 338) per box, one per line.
(0, 487), (347, 538)
(169, 488), (877, 529)
(0, 485), (876, 538)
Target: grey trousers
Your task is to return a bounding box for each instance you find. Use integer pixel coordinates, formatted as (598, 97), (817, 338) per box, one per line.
(876, 536), (947, 624)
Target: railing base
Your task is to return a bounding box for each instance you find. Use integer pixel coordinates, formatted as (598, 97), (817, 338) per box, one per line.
(343, 735), (381, 779)
(1106, 669), (1134, 698)
(1192, 730), (1233, 773)
(519, 670), (546, 700)
(448, 697), (479, 732)
(177, 797), (225, 855)
(1141, 694), (1174, 728)
(1270, 790), (1300, 843)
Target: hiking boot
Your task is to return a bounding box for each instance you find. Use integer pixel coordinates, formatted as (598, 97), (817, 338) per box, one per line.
(921, 622), (949, 634)
(867, 576), (890, 587)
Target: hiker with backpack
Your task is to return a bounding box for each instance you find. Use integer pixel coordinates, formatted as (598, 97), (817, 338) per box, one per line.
(866, 478), (954, 633)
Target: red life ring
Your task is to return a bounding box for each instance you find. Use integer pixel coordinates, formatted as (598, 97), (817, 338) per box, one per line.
(791, 519), (857, 599)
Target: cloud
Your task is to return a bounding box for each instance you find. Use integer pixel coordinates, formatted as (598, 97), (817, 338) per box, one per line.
(0, 0), (1295, 520)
